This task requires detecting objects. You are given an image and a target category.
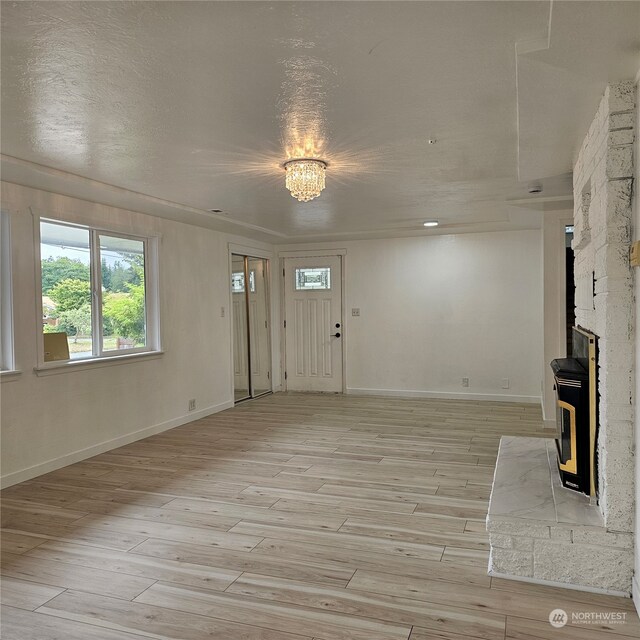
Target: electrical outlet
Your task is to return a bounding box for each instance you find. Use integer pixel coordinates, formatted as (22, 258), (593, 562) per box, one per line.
(501, 378), (510, 389)
(462, 377), (469, 388)
(352, 308), (360, 316)
(220, 306), (225, 318)
(188, 399), (196, 412)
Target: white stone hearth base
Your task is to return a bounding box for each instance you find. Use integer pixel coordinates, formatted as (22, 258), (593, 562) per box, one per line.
(488, 571), (630, 598)
(487, 436), (633, 595)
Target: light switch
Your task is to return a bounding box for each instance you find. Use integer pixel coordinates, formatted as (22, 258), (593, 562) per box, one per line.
(631, 241), (640, 267)
(221, 306), (225, 317)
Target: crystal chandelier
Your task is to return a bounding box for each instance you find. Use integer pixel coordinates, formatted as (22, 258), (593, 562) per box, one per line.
(284, 158), (327, 202)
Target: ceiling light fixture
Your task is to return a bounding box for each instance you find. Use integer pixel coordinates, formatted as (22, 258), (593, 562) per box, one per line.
(423, 221), (439, 227)
(284, 158), (327, 202)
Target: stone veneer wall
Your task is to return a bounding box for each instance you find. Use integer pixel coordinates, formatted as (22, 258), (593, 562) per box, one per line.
(489, 517), (635, 593)
(572, 82), (636, 533)
(487, 82), (636, 595)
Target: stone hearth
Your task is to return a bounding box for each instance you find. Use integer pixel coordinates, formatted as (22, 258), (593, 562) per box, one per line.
(487, 436), (633, 595)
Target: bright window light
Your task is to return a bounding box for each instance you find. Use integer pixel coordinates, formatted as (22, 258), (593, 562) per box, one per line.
(39, 219), (159, 364)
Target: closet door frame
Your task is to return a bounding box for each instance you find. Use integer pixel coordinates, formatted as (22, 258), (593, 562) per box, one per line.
(228, 244), (274, 403)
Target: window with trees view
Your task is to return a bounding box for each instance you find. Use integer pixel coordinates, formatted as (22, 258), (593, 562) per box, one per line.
(39, 219), (158, 363)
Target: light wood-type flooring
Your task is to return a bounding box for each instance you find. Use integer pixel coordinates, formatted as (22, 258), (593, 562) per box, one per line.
(1, 393), (639, 639)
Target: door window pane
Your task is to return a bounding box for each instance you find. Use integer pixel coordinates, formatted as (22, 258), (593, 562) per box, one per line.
(40, 221), (92, 360)
(100, 234), (146, 351)
(295, 267), (331, 290)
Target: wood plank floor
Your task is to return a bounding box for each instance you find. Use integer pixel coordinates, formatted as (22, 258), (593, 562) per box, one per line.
(2, 392), (638, 639)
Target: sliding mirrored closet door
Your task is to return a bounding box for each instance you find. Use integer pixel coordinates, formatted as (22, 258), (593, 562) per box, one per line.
(247, 257), (271, 397)
(231, 254), (250, 401)
(231, 254), (272, 402)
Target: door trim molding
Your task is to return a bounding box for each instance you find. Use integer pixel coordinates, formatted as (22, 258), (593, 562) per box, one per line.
(278, 248), (347, 258)
(228, 242), (274, 260)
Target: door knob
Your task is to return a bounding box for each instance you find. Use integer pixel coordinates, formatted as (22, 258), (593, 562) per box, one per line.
(331, 332), (341, 338)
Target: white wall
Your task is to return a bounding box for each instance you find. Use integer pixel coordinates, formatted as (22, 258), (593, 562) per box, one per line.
(0, 181), (278, 487)
(281, 230), (544, 403)
(542, 211), (574, 422)
(633, 75), (640, 614)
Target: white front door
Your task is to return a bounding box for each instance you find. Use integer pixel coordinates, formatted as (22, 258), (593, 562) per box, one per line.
(284, 256), (343, 392)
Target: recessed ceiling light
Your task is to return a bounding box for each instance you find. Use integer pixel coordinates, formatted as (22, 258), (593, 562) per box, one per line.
(423, 221), (439, 227)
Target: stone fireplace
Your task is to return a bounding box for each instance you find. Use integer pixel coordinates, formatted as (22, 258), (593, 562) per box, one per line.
(487, 82), (636, 594)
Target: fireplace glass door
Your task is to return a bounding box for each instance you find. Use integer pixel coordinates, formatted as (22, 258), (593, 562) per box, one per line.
(556, 399), (576, 475)
(551, 358), (590, 494)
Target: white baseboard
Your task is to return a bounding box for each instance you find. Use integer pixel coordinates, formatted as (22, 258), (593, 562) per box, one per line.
(0, 399), (234, 489)
(346, 387), (541, 404)
(489, 570), (631, 598)
(633, 575), (640, 618)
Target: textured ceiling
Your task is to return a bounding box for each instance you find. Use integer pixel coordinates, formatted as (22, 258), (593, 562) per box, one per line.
(2, 1), (639, 242)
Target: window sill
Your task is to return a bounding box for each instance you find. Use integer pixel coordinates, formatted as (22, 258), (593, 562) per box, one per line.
(34, 350), (164, 377)
(1, 369), (22, 382)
